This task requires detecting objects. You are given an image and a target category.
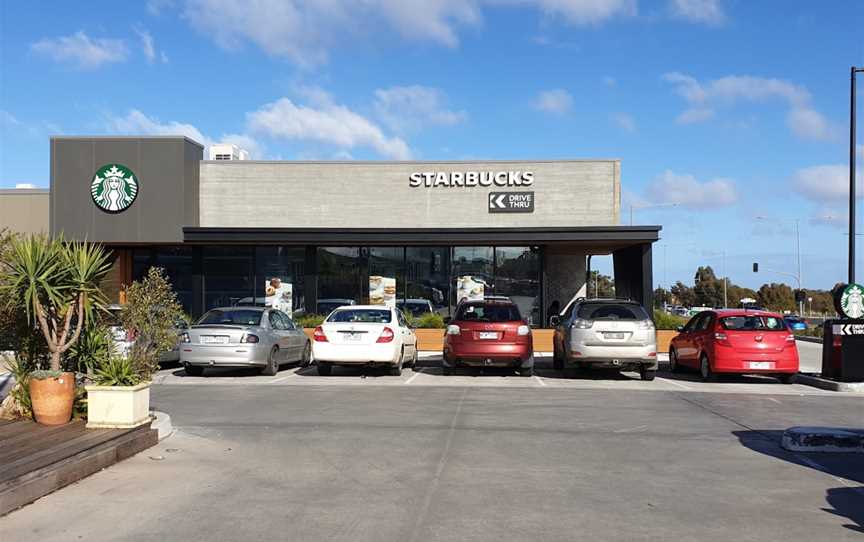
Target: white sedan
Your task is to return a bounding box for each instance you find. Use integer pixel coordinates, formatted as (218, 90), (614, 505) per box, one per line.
(312, 305), (418, 376)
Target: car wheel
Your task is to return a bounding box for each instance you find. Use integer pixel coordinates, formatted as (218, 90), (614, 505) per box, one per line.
(699, 354), (715, 382)
(411, 348), (419, 369)
(519, 366), (534, 377)
(185, 364), (204, 377)
(443, 365), (453, 376)
(669, 348), (680, 373)
(553, 341), (564, 371)
(261, 347), (280, 376)
(300, 342), (312, 367)
(317, 362), (332, 376)
(778, 373), (796, 384)
(640, 366), (656, 381)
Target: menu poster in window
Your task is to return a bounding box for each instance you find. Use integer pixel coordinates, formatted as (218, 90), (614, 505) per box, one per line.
(265, 278), (292, 315)
(457, 276), (485, 304)
(369, 275), (397, 308)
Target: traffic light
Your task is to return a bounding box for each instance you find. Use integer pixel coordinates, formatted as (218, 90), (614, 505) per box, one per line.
(795, 289), (806, 303)
(752, 262), (759, 273)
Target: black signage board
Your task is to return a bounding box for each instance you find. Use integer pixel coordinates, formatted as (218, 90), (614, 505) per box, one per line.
(824, 319), (864, 381)
(488, 191), (534, 213)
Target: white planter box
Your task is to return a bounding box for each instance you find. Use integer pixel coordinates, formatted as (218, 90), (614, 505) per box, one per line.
(85, 382), (152, 429)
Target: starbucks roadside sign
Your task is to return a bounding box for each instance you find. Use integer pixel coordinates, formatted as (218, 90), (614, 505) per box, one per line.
(90, 164), (138, 213)
(835, 283), (864, 319)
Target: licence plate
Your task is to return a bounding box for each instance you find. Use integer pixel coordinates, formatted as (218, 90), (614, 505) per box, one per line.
(604, 332), (626, 340)
(748, 361), (772, 369)
(201, 335), (229, 345)
(479, 332), (498, 340)
(343, 333), (362, 342)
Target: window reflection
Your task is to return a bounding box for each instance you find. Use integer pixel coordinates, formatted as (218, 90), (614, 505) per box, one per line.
(495, 246), (541, 326)
(405, 247), (451, 317)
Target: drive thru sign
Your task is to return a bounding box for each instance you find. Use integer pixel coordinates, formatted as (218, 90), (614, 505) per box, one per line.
(488, 191), (534, 213)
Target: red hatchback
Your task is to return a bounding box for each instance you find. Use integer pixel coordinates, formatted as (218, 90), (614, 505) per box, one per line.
(669, 309), (799, 383)
(443, 299), (534, 376)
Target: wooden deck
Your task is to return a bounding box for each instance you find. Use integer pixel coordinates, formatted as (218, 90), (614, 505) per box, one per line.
(0, 417), (158, 516)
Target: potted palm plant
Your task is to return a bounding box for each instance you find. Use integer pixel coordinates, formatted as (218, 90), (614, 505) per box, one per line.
(1, 234), (111, 425)
(85, 267), (183, 428)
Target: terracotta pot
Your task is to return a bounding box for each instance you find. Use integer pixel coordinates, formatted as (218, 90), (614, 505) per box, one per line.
(29, 372), (75, 425)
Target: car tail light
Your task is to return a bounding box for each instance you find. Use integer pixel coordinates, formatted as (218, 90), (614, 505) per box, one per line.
(572, 319), (594, 329)
(313, 326), (328, 342)
(181, 332), (190, 343)
(446, 324), (461, 335)
(714, 332), (730, 345)
(241, 334), (259, 344)
(517, 325), (530, 336)
(648, 352), (657, 357)
(638, 320), (655, 330)
(785, 334), (795, 343)
(377, 327), (395, 343)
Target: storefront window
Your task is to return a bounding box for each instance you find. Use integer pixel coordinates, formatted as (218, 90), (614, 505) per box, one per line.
(132, 247), (194, 315)
(405, 247), (451, 317)
(255, 247), (305, 316)
(495, 246), (542, 326)
(367, 247), (404, 305)
(203, 246), (254, 311)
(316, 247), (361, 313)
(453, 247), (493, 305)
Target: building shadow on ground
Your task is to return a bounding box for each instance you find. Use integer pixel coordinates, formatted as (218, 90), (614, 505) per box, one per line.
(734, 429), (864, 534)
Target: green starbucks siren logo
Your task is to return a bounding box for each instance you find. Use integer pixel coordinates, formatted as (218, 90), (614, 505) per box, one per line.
(90, 164), (138, 213)
(840, 283), (864, 319)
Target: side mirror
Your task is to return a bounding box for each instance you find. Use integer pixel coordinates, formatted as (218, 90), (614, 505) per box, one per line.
(549, 316), (560, 327)
(676, 326), (684, 332)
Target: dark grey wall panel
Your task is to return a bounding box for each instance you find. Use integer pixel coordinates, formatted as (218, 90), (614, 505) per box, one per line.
(50, 137), (202, 242)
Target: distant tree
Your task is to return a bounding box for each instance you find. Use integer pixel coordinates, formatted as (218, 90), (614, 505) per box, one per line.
(587, 271), (615, 298)
(654, 287), (673, 307)
(693, 266), (723, 307)
(756, 283), (795, 313)
(727, 285), (758, 309)
(670, 281), (695, 307)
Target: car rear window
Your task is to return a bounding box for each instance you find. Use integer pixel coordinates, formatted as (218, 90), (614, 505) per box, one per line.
(327, 309), (392, 323)
(720, 316), (787, 331)
(577, 303), (649, 320)
(455, 303), (521, 322)
(197, 309), (263, 326)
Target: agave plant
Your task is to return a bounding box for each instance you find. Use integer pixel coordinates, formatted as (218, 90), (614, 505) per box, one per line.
(0, 234), (112, 373)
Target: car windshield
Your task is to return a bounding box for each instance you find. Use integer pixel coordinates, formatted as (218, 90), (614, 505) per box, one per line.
(455, 303), (521, 322)
(720, 316), (787, 331)
(197, 309), (263, 326)
(327, 309), (392, 323)
(577, 303), (649, 320)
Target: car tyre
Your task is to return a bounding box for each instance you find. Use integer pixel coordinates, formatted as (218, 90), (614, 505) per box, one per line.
(300, 343), (312, 368)
(699, 354), (715, 382)
(552, 342), (564, 371)
(519, 366), (534, 377)
(640, 366), (656, 381)
(185, 364), (204, 377)
(778, 373), (796, 384)
(669, 348), (681, 373)
(410, 347), (419, 369)
(261, 347), (280, 376)
(317, 362), (332, 376)
(443, 366), (453, 376)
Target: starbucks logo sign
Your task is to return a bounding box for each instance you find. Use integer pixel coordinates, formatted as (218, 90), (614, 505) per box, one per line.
(90, 164), (138, 213)
(840, 283), (864, 319)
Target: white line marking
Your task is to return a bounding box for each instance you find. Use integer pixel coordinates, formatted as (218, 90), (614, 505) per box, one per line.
(268, 372), (299, 384)
(405, 368), (424, 384)
(533, 376), (547, 387)
(656, 377), (693, 390)
(766, 397), (782, 404)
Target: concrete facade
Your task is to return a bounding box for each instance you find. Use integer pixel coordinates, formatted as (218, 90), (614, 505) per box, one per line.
(199, 160), (620, 229)
(0, 189), (49, 235)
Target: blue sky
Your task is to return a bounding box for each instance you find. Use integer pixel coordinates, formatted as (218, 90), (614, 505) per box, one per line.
(1, 1), (863, 291)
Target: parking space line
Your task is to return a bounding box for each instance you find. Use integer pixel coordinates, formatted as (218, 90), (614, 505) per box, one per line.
(533, 375), (547, 387)
(766, 397), (782, 404)
(405, 368), (424, 384)
(656, 377), (693, 390)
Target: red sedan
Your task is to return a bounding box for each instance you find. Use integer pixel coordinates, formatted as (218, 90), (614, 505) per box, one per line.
(443, 298), (534, 376)
(669, 309), (799, 383)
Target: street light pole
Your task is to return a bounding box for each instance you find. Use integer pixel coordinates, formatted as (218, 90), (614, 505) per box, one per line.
(851, 66), (863, 284)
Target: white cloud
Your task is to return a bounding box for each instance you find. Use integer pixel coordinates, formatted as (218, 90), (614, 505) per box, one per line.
(669, 0), (725, 25)
(663, 72), (837, 141)
(373, 85), (466, 133)
(31, 31), (128, 69)
(134, 27), (156, 63)
(610, 112), (636, 133)
(603, 76), (617, 87)
(180, 0), (637, 65)
(105, 109), (263, 158)
(644, 170), (737, 209)
(533, 89), (573, 114)
(147, 0), (175, 15)
(792, 164), (863, 203)
(246, 96), (411, 159)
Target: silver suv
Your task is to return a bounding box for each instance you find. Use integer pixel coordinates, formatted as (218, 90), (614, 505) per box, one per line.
(551, 298), (657, 380)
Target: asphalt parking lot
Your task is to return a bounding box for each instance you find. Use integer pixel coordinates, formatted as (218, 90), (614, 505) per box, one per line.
(3, 381), (862, 541)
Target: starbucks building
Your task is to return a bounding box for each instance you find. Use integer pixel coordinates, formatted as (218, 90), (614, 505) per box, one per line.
(3, 136), (660, 325)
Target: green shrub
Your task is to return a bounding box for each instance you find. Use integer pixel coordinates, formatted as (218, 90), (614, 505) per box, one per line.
(408, 312), (446, 329)
(295, 314), (325, 328)
(94, 356), (139, 387)
(654, 309), (687, 330)
(67, 322), (113, 375)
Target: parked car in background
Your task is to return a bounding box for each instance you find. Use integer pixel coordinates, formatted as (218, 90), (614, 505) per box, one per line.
(312, 305), (417, 376)
(316, 298), (356, 316)
(551, 298), (657, 380)
(669, 309), (799, 383)
(397, 298), (434, 317)
(105, 304), (187, 364)
(442, 298), (534, 376)
(784, 315), (808, 331)
(180, 307), (311, 376)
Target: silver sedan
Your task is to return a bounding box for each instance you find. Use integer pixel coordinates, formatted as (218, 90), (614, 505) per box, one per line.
(180, 307), (311, 376)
